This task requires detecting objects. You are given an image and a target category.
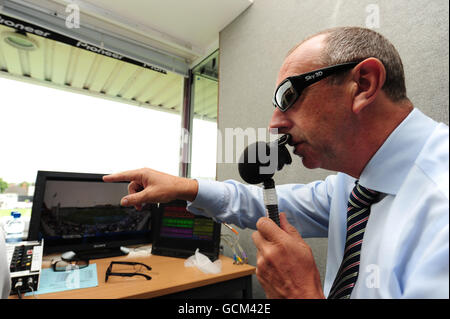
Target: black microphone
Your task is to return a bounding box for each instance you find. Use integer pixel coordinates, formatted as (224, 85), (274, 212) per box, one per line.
(238, 134), (292, 226)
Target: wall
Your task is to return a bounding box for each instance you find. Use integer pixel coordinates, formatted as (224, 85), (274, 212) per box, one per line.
(217, 0), (449, 298)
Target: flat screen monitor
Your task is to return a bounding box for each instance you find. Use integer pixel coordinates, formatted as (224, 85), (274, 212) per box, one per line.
(28, 170), (155, 259)
(151, 200), (221, 261)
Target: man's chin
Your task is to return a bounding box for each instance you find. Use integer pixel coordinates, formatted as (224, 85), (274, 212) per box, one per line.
(300, 156), (321, 170)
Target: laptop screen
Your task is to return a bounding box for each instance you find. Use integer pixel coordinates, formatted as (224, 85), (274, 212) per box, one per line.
(151, 200), (221, 261)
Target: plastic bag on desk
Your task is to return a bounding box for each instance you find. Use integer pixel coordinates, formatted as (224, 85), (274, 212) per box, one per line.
(184, 248), (222, 274)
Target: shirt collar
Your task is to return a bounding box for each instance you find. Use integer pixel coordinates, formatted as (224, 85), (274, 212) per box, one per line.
(359, 108), (438, 195)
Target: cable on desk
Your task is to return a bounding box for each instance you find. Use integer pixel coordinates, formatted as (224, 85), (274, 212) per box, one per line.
(27, 277), (37, 299)
(221, 223), (248, 265)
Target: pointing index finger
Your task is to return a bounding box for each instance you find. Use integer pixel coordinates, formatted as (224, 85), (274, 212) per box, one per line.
(102, 169), (142, 183)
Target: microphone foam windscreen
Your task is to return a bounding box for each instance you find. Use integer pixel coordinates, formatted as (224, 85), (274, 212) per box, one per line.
(238, 141), (276, 184)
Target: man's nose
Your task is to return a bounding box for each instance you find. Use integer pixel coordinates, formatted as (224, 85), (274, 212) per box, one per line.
(268, 107), (292, 134)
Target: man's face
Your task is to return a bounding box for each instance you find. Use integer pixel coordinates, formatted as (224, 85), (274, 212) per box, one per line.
(269, 35), (354, 171)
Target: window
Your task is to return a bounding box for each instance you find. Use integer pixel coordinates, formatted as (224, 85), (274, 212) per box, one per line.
(0, 76), (182, 220)
(189, 50), (219, 180)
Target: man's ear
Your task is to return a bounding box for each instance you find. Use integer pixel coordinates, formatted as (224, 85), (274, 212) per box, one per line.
(351, 58), (386, 114)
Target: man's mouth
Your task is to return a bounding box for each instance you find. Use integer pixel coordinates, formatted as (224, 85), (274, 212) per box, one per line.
(288, 139), (303, 146)
(289, 140), (304, 155)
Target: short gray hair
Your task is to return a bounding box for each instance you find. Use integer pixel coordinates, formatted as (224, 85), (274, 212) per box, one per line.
(292, 27), (408, 102)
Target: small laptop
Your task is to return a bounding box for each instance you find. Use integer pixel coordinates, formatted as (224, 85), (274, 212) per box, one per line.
(151, 200), (221, 261)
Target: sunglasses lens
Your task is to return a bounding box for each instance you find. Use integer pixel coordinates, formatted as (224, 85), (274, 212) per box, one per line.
(275, 80), (298, 111)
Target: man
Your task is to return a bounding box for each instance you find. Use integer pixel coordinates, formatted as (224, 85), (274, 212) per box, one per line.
(104, 27), (449, 298)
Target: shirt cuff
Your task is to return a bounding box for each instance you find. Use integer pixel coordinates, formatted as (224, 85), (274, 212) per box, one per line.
(187, 179), (227, 220)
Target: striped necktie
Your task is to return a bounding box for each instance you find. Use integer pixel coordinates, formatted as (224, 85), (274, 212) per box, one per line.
(328, 181), (380, 299)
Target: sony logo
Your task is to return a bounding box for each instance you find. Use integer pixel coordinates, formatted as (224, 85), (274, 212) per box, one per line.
(93, 244), (106, 248)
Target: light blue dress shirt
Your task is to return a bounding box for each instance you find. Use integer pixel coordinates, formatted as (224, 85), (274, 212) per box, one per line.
(188, 108), (449, 298)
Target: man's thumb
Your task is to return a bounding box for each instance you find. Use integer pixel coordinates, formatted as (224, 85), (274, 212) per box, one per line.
(121, 191), (146, 206)
(279, 213), (302, 239)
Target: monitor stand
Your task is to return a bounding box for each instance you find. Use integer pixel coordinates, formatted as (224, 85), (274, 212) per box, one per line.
(76, 247), (127, 260)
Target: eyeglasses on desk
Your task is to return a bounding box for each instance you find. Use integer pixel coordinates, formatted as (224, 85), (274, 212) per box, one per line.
(105, 261), (152, 282)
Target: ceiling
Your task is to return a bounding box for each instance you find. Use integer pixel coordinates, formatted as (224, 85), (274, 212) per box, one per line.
(0, 0), (252, 120)
(0, 23), (186, 116)
(75, 0), (253, 65)
(0, 23), (219, 120)
(0, 0), (253, 67)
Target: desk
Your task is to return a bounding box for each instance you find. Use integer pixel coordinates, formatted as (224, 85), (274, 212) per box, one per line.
(17, 251), (255, 299)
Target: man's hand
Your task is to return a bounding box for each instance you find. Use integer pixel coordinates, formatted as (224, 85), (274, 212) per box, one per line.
(103, 168), (198, 210)
(252, 213), (325, 299)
